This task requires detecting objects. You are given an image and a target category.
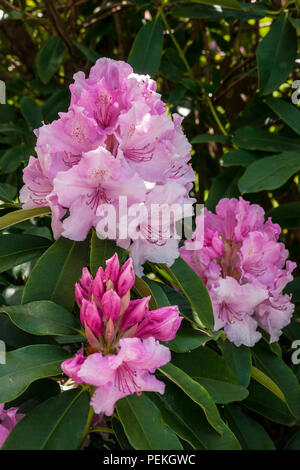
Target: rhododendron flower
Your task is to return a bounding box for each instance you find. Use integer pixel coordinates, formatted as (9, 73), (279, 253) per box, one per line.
(180, 197), (296, 347)
(20, 58), (195, 274)
(0, 404), (24, 448)
(61, 253), (182, 415)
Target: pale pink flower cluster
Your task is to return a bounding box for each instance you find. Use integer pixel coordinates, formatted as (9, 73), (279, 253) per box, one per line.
(180, 197), (296, 347)
(61, 253), (182, 416)
(0, 404), (24, 448)
(20, 58), (195, 275)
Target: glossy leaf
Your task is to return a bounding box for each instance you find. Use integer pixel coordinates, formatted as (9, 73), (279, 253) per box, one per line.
(0, 144), (34, 173)
(116, 393), (183, 450)
(265, 97), (300, 135)
(128, 17), (163, 77)
(0, 344), (69, 403)
(0, 207), (51, 231)
(0, 301), (80, 336)
(3, 389), (90, 450)
(257, 18), (297, 95)
(0, 234), (51, 273)
(22, 237), (89, 311)
(267, 202), (300, 229)
(36, 37), (65, 84)
(90, 229), (126, 276)
(20, 97), (43, 130)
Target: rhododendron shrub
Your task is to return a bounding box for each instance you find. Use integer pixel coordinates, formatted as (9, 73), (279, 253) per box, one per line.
(0, 1), (300, 450)
(180, 198), (296, 347)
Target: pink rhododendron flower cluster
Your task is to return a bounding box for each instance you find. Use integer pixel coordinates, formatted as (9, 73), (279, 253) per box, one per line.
(0, 404), (24, 448)
(180, 197), (296, 347)
(20, 58), (195, 275)
(61, 253), (182, 416)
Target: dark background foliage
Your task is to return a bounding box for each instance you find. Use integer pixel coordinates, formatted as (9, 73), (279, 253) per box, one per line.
(0, 0), (300, 451)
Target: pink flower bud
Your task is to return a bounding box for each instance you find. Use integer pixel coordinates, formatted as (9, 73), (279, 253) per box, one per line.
(117, 258), (135, 297)
(136, 306), (182, 341)
(105, 253), (120, 284)
(61, 353), (86, 384)
(120, 296), (150, 330)
(101, 289), (121, 323)
(81, 299), (102, 337)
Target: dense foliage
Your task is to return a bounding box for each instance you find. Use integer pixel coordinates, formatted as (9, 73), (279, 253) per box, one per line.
(0, 0), (300, 451)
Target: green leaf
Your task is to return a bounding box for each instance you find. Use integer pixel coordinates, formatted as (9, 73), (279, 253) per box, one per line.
(0, 234), (51, 273)
(2, 389), (90, 450)
(233, 126), (300, 152)
(267, 202), (300, 229)
(205, 167), (241, 212)
(20, 97), (43, 130)
(22, 237), (89, 311)
(257, 17), (297, 95)
(166, 326), (220, 353)
(222, 150), (258, 168)
(90, 230), (126, 276)
(0, 207), (51, 231)
(161, 257), (214, 329)
(128, 17), (163, 77)
(73, 41), (100, 63)
(253, 341), (300, 419)
(0, 344), (69, 402)
(0, 144), (34, 173)
(265, 97), (300, 135)
(148, 383), (241, 450)
(190, 0), (242, 8)
(42, 89), (70, 122)
(160, 362), (224, 434)
(191, 134), (230, 144)
(224, 404), (275, 450)
(171, 348), (248, 403)
(243, 381), (296, 426)
(0, 314), (54, 348)
(284, 277), (300, 303)
(0, 301), (80, 336)
(134, 276), (157, 311)
(285, 430), (300, 450)
(238, 151), (300, 194)
(116, 393), (183, 450)
(219, 340), (252, 387)
(36, 37), (65, 84)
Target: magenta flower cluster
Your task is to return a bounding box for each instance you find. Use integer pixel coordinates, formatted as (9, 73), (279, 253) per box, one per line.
(61, 253), (182, 416)
(0, 404), (24, 448)
(180, 197), (296, 347)
(20, 58), (195, 275)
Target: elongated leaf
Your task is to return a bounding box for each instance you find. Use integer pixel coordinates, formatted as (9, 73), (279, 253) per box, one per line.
(0, 301), (80, 336)
(161, 257), (214, 329)
(148, 383), (241, 450)
(36, 37), (65, 84)
(233, 126), (300, 152)
(190, 0), (242, 8)
(205, 167), (241, 212)
(224, 404), (275, 450)
(265, 97), (300, 135)
(0, 344), (69, 402)
(90, 229), (126, 276)
(285, 430), (300, 450)
(257, 18), (297, 95)
(160, 362), (223, 434)
(128, 17), (163, 77)
(0, 234), (51, 273)
(222, 150), (257, 168)
(191, 134), (230, 144)
(0, 144), (34, 173)
(3, 389), (90, 450)
(134, 276), (157, 311)
(238, 151), (300, 193)
(116, 393), (183, 450)
(22, 237), (89, 311)
(243, 381), (296, 426)
(268, 202), (300, 229)
(73, 41), (100, 63)
(20, 97), (43, 130)
(219, 340), (252, 387)
(171, 347), (248, 403)
(0, 207), (51, 231)
(253, 341), (300, 419)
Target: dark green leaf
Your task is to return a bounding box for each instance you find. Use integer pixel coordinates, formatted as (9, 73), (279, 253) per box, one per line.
(0, 234), (51, 273)
(20, 97), (43, 130)
(0, 207), (51, 231)
(222, 150), (258, 168)
(36, 37), (65, 84)
(0, 301), (80, 336)
(257, 18), (297, 95)
(267, 202), (300, 228)
(2, 389), (90, 450)
(265, 97), (300, 135)
(116, 393), (183, 450)
(73, 41), (100, 63)
(128, 17), (163, 77)
(0, 144), (34, 173)
(22, 237), (89, 311)
(191, 134), (230, 144)
(219, 340), (252, 387)
(224, 404), (275, 450)
(90, 229), (126, 276)
(238, 151), (300, 193)
(233, 126), (300, 152)
(0, 344), (69, 402)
